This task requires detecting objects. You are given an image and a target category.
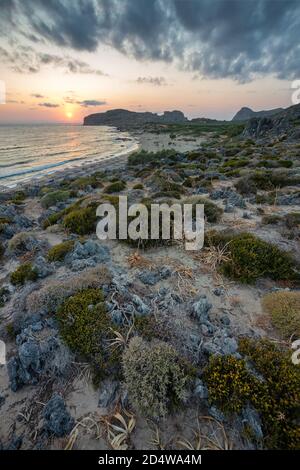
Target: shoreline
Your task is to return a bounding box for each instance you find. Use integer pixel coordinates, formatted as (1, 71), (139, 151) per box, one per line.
(0, 127), (206, 195)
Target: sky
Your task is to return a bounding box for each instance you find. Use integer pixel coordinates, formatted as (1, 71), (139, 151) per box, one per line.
(0, 0), (299, 124)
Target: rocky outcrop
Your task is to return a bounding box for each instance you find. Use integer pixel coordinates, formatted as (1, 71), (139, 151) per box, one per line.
(232, 106), (283, 121)
(83, 108), (187, 128)
(242, 103), (300, 140)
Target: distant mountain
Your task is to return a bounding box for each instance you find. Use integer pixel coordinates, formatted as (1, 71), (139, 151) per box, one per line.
(242, 103), (300, 140)
(83, 109), (187, 127)
(232, 106), (284, 121)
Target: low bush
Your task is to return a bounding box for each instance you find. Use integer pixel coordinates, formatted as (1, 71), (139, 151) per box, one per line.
(11, 191), (26, 204)
(132, 183), (144, 190)
(56, 287), (119, 380)
(105, 180), (126, 193)
(26, 265), (111, 314)
(10, 262), (38, 285)
(63, 205), (97, 235)
(204, 339), (300, 449)
(204, 355), (253, 413)
(40, 190), (71, 209)
(47, 240), (75, 262)
(206, 231), (298, 283)
(261, 214), (282, 225)
(262, 290), (300, 338)
(0, 241), (4, 259)
(123, 337), (188, 418)
(70, 173), (103, 190)
(186, 197), (223, 223)
(153, 190), (182, 199)
(284, 212), (300, 229)
(8, 232), (35, 255)
(239, 339), (300, 449)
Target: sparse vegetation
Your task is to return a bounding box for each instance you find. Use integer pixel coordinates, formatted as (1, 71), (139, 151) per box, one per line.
(10, 262), (38, 285)
(262, 290), (300, 338)
(204, 339), (300, 449)
(47, 240), (75, 262)
(40, 190), (72, 209)
(105, 180), (126, 193)
(123, 337), (188, 419)
(205, 231), (298, 283)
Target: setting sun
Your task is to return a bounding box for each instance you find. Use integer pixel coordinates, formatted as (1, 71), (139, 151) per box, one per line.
(66, 111), (73, 119)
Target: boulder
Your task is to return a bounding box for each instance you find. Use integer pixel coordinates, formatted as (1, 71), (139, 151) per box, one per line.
(43, 394), (74, 437)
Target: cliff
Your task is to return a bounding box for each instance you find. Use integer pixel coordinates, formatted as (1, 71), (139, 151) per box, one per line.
(232, 106), (284, 122)
(83, 109), (188, 127)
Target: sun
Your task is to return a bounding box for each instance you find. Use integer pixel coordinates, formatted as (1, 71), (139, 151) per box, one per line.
(66, 111), (73, 119)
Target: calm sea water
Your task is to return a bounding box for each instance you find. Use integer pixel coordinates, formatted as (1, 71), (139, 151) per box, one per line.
(0, 124), (138, 188)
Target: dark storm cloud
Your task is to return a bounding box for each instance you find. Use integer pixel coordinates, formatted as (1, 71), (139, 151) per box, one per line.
(136, 76), (167, 86)
(1, 0), (300, 81)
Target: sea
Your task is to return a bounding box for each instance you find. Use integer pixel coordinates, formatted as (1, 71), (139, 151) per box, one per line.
(0, 124), (139, 188)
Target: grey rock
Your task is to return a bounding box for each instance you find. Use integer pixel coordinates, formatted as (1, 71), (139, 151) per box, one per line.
(43, 394), (74, 437)
(242, 405), (264, 440)
(34, 256), (54, 278)
(98, 380), (119, 408)
(131, 294), (150, 316)
(192, 295), (212, 322)
(209, 406), (226, 422)
(194, 379), (209, 400)
(69, 240), (110, 270)
(213, 287), (224, 296)
(220, 314), (230, 326)
(224, 203), (234, 213)
(139, 266), (171, 286)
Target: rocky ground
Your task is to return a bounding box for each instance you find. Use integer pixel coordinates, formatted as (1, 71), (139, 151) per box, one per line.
(0, 127), (299, 450)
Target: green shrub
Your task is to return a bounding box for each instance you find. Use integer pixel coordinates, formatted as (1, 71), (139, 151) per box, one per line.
(153, 190), (182, 199)
(132, 183), (144, 190)
(261, 214), (282, 225)
(105, 180), (126, 193)
(206, 231), (298, 283)
(224, 234), (297, 283)
(63, 205), (97, 235)
(204, 355), (253, 413)
(0, 241), (4, 259)
(204, 339), (300, 449)
(183, 197), (223, 223)
(285, 212), (300, 229)
(122, 337), (188, 418)
(56, 287), (119, 380)
(239, 339), (300, 449)
(40, 190), (71, 209)
(47, 240), (75, 262)
(278, 160), (293, 168)
(8, 232), (37, 255)
(10, 262), (38, 285)
(235, 176), (257, 195)
(11, 191), (26, 204)
(262, 291), (300, 338)
(70, 173), (103, 190)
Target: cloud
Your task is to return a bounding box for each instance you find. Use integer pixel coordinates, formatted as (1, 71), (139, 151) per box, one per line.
(38, 102), (60, 108)
(136, 76), (167, 86)
(77, 100), (107, 107)
(0, 0), (300, 82)
(31, 93), (44, 98)
(0, 44), (107, 76)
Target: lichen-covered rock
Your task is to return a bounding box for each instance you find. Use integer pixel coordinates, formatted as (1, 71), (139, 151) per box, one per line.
(98, 379), (119, 408)
(43, 394), (74, 437)
(191, 295), (212, 322)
